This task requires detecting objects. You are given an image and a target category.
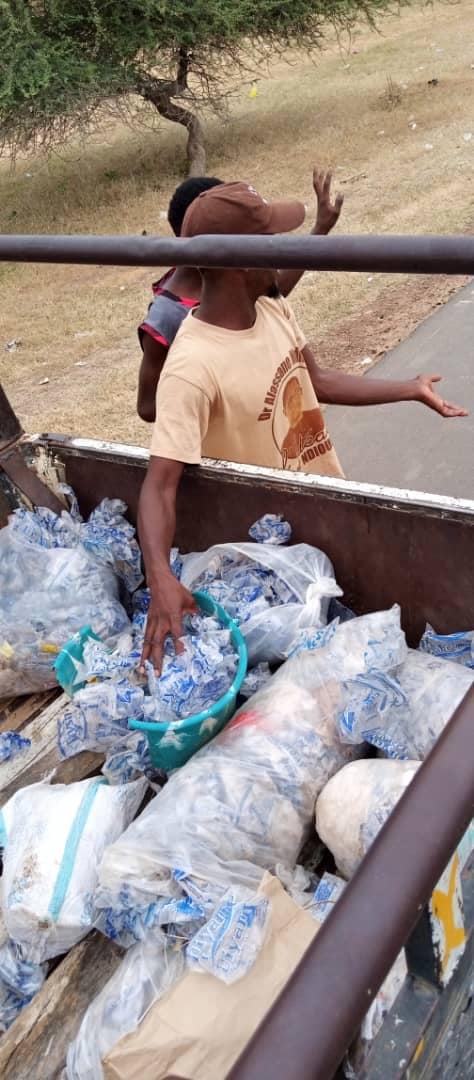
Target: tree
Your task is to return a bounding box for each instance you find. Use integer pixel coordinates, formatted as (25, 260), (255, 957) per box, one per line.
(0, 0), (401, 175)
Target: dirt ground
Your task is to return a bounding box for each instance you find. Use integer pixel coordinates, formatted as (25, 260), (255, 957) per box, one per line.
(1, 1), (474, 443)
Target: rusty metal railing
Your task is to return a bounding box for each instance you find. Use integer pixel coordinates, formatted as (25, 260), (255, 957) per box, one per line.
(0, 233), (474, 273)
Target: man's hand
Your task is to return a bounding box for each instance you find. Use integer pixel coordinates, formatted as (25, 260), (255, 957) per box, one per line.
(313, 168), (344, 236)
(413, 374), (469, 418)
(140, 576), (198, 675)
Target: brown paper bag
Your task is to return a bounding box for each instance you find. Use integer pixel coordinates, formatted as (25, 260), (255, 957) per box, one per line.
(103, 873), (319, 1080)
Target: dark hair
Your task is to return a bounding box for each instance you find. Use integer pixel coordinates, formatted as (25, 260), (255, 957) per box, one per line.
(167, 176), (223, 236)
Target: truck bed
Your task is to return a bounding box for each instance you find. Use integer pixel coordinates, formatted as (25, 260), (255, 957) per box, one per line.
(0, 433), (472, 1079)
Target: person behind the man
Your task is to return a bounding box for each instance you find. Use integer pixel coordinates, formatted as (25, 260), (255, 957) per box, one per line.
(138, 182), (468, 673)
(137, 170), (344, 422)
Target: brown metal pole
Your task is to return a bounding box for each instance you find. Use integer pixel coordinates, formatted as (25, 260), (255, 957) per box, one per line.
(0, 383), (23, 448)
(0, 382), (64, 512)
(228, 685), (474, 1080)
(0, 234), (473, 273)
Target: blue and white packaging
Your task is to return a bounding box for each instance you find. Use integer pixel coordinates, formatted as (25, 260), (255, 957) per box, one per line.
(0, 939), (47, 1032)
(419, 624), (474, 669)
(310, 873), (346, 923)
(0, 731), (31, 764)
(187, 889), (270, 984)
(337, 649), (474, 761)
(248, 514), (292, 545)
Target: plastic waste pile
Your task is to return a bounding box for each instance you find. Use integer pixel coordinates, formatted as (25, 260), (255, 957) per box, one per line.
(93, 607), (406, 948)
(57, 514), (342, 775)
(0, 489), (142, 699)
(3, 490), (473, 1074)
(0, 776), (147, 1030)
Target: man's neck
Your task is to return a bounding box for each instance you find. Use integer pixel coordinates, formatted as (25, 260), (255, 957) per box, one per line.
(195, 276), (258, 330)
(166, 266), (202, 298)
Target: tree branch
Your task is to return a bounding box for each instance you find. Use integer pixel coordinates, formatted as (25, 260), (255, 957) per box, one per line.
(135, 53), (206, 176)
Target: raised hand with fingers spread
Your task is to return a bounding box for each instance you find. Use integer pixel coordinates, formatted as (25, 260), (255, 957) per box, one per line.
(279, 164), (344, 297)
(312, 167), (344, 236)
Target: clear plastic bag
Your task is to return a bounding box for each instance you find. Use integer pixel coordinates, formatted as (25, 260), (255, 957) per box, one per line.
(180, 541), (342, 665)
(58, 679), (145, 759)
(339, 649), (474, 760)
(66, 936), (185, 1080)
(0, 493), (142, 699)
(95, 609), (405, 945)
(315, 758), (419, 880)
(0, 776), (147, 963)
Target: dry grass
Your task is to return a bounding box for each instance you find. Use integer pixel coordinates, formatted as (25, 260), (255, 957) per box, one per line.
(1, 0), (474, 443)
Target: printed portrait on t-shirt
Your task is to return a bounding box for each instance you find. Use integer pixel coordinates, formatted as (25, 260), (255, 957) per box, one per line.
(257, 348), (336, 472)
(273, 368), (334, 470)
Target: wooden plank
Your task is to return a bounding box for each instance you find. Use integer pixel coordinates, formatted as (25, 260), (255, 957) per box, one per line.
(0, 748), (104, 806)
(0, 689), (60, 735)
(0, 692), (103, 805)
(0, 932), (123, 1079)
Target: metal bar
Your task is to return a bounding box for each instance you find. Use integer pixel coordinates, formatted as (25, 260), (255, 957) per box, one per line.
(0, 384), (23, 448)
(0, 234), (474, 273)
(227, 685), (474, 1080)
(0, 444), (65, 513)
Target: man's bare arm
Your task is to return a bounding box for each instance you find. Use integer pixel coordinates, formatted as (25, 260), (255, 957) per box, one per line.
(138, 455), (197, 673)
(137, 336), (168, 423)
(279, 169), (344, 297)
(303, 346), (468, 417)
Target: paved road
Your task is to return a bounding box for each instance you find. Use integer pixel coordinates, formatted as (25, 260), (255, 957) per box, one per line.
(325, 281), (474, 500)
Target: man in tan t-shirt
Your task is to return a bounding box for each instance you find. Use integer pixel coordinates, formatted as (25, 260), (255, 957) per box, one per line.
(139, 182), (467, 670)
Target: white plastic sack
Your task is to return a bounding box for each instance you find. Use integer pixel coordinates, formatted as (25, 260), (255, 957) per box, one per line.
(180, 541), (342, 665)
(0, 776), (147, 963)
(66, 936), (185, 1080)
(339, 649), (474, 760)
(315, 758), (419, 880)
(0, 494), (142, 699)
(95, 609), (406, 946)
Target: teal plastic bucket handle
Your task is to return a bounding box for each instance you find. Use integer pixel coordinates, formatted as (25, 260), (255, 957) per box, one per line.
(129, 590), (248, 738)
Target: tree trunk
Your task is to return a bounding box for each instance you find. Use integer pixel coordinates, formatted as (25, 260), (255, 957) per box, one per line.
(137, 55), (207, 177)
(153, 95), (206, 177)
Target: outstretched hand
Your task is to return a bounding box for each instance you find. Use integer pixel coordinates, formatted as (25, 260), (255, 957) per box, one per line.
(313, 167), (344, 235)
(140, 576), (198, 676)
(414, 374), (469, 418)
